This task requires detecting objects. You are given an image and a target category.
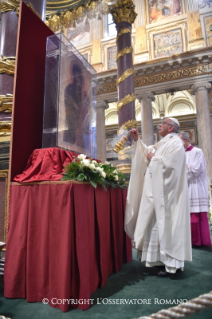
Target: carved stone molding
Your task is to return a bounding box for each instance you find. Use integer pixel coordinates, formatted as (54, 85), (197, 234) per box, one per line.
(97, 64), (209, 95)
(96, 100), (109, 110)
(109, 0), (137, 25)
(134, 65), (208, 87)
(138, 92), (155, 102)
(191, 82), (211, 95)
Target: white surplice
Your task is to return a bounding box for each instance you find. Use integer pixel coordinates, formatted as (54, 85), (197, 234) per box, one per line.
(125, 133), (192, 272)
(185, 146), (209, 213)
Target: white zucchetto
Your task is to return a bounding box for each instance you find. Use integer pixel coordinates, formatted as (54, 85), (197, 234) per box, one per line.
(169, 117), (180, 127)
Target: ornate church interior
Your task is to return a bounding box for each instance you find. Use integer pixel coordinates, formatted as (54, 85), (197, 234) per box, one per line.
(0, 1), (212, 318)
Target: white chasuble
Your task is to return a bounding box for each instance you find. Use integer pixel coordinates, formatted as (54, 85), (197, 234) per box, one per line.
(125, 134), (192, 268)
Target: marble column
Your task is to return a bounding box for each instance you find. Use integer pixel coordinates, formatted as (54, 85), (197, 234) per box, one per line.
(96, 101), (109, 162)
(116, 21), (135, 128)
(0, 11), (18, 122)
(191, 82), (212, 181)
(110, 0), (137, 132)
(27, 0), (46, 22)
(138, 92), (155, 146)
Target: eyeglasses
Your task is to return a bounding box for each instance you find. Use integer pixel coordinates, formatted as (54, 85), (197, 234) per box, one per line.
(157, 121), (173, 129)
(161, 121), (173, 126)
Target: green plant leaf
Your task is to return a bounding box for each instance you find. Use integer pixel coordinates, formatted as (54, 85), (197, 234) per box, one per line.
(61, 176), (74, 181)
(77, 173), (86, 181)
(101, 183), (107, 191)
(90, 180), (97, 188)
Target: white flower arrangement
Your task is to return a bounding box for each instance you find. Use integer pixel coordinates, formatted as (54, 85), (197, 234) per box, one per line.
(62, 154), (126, 190)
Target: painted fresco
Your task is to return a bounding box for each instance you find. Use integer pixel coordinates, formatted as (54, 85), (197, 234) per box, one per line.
(154, 28), (183, 58)
(198, 0), (212, 9)
(149, 0), (181, 23)
(108, 46), (117, 70)
(67, 17), (90, 46)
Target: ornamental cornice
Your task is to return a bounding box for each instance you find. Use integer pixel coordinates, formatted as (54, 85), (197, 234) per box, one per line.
(97, 49), (212, 96)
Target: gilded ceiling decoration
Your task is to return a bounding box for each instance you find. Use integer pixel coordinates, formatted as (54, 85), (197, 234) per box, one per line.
(46, 0), (111, 32)
(46, 0), (89, 11)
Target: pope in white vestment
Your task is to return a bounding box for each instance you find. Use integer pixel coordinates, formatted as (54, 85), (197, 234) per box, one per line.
(125, 118), (192, 276)
(179, 132), (211, 247)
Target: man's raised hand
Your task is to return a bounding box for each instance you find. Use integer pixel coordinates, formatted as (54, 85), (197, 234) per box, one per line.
(130, 128), (139, 141)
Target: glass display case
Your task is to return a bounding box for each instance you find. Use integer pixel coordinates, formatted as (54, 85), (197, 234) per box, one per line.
(42, 33), (97, 158)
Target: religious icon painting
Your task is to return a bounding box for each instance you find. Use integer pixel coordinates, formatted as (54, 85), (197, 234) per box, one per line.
(54, 43), (97, 157)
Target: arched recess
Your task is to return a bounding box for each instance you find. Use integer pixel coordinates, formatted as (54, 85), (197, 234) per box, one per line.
(152, 104), (159, 119)
(167, 98), (195, 117)
(105, 102), (118, 125)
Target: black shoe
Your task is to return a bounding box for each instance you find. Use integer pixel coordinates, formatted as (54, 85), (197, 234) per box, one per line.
(157, 269), (182, 278)
(157, 270), (170, 278)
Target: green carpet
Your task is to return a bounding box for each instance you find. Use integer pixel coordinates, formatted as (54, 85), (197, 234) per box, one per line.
(1, 240), (212, 319)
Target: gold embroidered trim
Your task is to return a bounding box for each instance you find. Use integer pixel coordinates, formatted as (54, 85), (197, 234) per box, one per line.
(11, 180), (90, 186)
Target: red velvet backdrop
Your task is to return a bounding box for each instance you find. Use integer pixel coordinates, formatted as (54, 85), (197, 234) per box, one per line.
(10, 2), (54, 182)
(4, 183), (132, 312)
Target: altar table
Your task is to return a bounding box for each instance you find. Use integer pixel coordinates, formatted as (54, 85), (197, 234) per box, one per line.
(4, 182), (132, 312)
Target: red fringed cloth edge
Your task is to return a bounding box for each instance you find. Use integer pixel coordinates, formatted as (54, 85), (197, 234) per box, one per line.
(14, 148), (81, 183)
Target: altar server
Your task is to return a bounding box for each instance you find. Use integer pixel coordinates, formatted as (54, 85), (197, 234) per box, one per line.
(179, 132), (211, 247)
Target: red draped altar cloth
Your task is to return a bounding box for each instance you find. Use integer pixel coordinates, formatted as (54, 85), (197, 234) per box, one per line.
(13, 148), (79, 182)
(4, 182), (132, 312)
(13, 148), (101, 183)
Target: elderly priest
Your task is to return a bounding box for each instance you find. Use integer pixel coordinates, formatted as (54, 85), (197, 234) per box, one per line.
(125, 118), (192, 277)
